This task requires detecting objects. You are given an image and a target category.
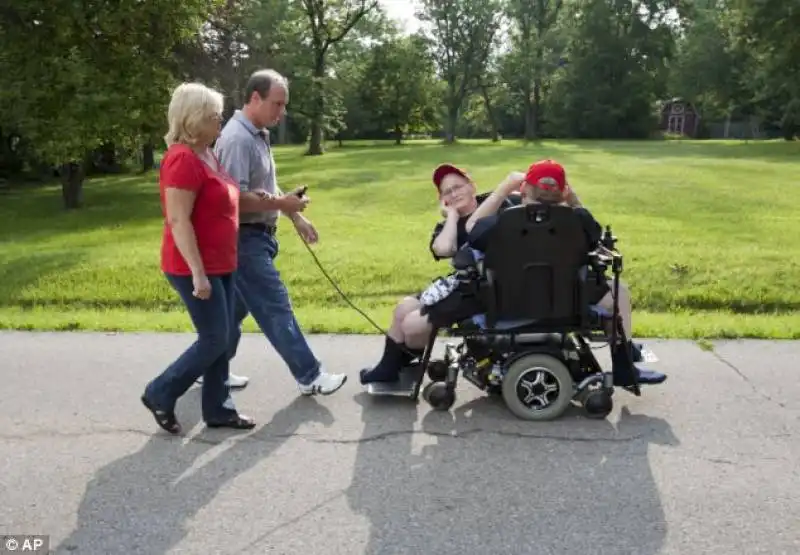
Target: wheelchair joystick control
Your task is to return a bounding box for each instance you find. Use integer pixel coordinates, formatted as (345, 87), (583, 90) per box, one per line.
(602, 225), (617, 250)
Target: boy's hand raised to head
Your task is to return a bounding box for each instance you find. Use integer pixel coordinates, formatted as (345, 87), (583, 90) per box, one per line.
(499, 171), (526, 195)
(466, 171), (526, 234)
(564, 183), (582, 207)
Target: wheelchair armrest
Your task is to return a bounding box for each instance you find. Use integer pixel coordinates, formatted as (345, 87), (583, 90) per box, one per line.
(587, 250), (610, 276)
(588, 245), (623, 275)
(588, 245), (619, 262)
(452, 246), (478, 270)
(588, 250), (611, 264)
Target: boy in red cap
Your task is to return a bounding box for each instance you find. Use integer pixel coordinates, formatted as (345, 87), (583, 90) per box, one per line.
(462, 159), (665, 386)
(466, 159), (592, 249)
(359, 164), (525, 385)
(429, 163), (525, 259)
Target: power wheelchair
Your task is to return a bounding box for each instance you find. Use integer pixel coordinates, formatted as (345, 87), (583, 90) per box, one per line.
(367, 203), (646, 421)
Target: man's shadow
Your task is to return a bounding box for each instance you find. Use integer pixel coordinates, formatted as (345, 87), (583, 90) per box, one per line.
(346, 393), (679, 555)
(56, 390), (334, 555)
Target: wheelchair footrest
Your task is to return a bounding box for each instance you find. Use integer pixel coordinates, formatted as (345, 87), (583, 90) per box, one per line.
(364, 370), (419, 397)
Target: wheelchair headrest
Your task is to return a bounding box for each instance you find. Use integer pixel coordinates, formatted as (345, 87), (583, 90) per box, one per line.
(482, 203), (590, 270)
(478, 204), (595, 323)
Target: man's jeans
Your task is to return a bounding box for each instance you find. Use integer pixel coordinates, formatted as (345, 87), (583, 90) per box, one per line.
(144, 273), (239, 423)
(229, 227), (321, 385)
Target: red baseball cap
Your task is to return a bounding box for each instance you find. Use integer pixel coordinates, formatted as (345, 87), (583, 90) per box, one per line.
(432, 163), (469, 190)
(524, 159), (566, 191)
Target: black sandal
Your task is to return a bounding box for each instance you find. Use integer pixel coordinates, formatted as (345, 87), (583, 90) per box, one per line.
(206, 413), (256, 430)
(141, 394), (181, 435)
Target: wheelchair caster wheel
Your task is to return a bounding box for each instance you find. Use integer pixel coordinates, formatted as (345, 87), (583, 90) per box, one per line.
(584, 389), (613, 419)
(426, 360), (448, 382)
(423, 382), (455, 411)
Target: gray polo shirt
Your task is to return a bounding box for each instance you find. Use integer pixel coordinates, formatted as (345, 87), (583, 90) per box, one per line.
(214, 110), (278, 226)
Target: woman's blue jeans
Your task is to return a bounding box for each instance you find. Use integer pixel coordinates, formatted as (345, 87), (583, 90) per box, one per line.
(144, 272), (239, 423)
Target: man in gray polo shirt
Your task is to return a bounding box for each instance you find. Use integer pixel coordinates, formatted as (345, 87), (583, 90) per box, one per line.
(213, 69), (347, 396)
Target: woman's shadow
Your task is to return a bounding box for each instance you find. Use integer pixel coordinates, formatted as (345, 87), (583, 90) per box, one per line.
(56, 390), (335, 555)
(346, 393), (679, 555)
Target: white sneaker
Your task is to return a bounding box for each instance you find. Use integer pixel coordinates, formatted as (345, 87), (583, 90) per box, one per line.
(196, 373), (250, 389)
(298, 370), (347, 396)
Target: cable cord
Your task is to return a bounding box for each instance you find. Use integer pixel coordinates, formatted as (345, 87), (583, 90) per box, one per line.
(299, 235), (442, 363)
(298, 235), (611, 358)
(298, 237), (391, 336)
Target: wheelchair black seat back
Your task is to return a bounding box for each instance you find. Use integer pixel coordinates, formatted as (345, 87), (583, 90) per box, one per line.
(481, 202), (594, 331)
(399, 202), (637, 422)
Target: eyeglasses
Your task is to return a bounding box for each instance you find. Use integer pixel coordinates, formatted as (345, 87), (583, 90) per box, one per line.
(440, 182), (467, 197)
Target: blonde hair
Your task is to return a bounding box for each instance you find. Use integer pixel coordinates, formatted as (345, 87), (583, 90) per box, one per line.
(164, 82), (224, 147)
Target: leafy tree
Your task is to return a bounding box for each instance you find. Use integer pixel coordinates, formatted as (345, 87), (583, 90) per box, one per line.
(175, 0), (260, 116)
(545, 0), (677, 138)
(505, 0), (565, 139)
(0, 0), (218, 208)
(667, 0), (756, 136)
(418, 0), (503, 143)
(300, 0), (379, 155)
(357, 34), (442, 144)
(733, 0), (800, 139)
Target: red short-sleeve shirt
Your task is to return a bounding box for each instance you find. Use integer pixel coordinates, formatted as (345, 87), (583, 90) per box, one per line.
(159, 143), (240, 276)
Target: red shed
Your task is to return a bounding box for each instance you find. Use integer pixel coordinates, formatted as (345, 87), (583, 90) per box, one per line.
(659, 98), (700, 137)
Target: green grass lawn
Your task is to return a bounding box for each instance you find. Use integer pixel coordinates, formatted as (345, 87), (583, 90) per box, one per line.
(1, 138), (799, 339)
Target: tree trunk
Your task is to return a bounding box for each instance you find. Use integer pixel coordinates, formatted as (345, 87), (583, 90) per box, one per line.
(278, 115), (287, 145)
(142, 142), (155, 172)
(523, 85), (535, 141)
(781, 101), (798, 141)
(445, 103), (459, 144)
(394, 124), (403, 145)
(60, 162), (84, 210)
(306, 55), (326, 156)
(532, 80), (542, 138)
(530, 38), (546, 140)
(223, 97), (236, 122)
(100, 142), (117, 170)
(481, 86), (500, 142)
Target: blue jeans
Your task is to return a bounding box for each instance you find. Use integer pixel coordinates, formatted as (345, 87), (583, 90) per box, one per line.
(229, 227), (321, 385)
(144, 272), (239, 423)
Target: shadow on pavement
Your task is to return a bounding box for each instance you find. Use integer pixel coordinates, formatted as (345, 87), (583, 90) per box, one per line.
(347, 393), (679, 555)
(56, 391), (334, 555)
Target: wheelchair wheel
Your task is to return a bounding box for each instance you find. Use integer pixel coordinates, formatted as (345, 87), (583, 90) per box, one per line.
(426, 360), (448, 382)
(584, 389), (613, 419)
(501, 354), (574, 421)
(422, 382), (456, 411)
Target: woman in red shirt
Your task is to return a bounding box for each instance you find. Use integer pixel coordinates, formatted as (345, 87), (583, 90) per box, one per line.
(140, 83), (255, 434)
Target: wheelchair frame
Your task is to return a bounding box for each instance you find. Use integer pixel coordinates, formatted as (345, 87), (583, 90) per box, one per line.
(401, 209), (642, 421)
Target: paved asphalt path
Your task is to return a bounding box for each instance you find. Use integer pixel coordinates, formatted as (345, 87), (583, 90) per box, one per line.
(1, 331), (798, 555)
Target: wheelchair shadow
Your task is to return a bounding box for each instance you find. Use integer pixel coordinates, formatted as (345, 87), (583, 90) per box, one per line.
(56, 390), (335, 555)
(347, 393), (679, 555)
